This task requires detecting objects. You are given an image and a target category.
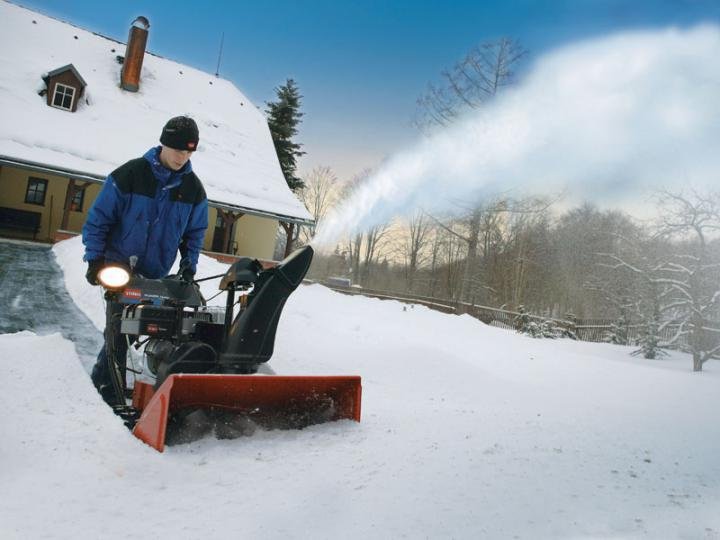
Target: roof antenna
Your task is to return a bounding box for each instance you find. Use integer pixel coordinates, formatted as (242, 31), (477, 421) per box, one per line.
(215, 32), (224, 78)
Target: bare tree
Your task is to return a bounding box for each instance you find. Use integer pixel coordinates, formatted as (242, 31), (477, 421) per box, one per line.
(430, 223), (466, 299)
(551, 204), (640, 318)
(653, 191), (720, 371)
(429, 205), (480, 303)
(401, 211), (432, 292)
(491, 197), (555, 310)
(415, 83), (458, 129)
(414, 37), (527, 303)
(427, 226), (444, 297)
(298, 166), (339, 244)
(426, 199), (507, 304)
(339, 171), (369, 281)
(593, 232), (670, 358)
(590, 191), (720, 370)
(361, 222), (391, 285)
(414, 37), (527, 130)
(346, 230), (363, 282)
(338, 169), (392, 286)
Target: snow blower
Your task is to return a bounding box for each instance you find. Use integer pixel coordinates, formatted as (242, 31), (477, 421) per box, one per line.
(97, 245), (361, 451)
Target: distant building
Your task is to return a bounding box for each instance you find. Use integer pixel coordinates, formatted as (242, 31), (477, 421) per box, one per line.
(0, 1), (313, 261)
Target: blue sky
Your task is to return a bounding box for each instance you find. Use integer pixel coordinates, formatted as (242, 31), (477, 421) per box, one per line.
(17, 0), (720, 180)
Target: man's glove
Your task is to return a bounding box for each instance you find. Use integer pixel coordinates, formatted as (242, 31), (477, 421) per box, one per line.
(180, 267), (195, 283)
(177, 260), (195, 283)
(86, 258), (105, 286)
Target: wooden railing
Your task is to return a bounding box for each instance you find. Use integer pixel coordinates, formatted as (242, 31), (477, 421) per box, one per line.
(318, 282), (720, 351)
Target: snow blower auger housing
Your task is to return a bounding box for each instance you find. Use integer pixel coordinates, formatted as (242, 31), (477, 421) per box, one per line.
(100, 246), (361, 452)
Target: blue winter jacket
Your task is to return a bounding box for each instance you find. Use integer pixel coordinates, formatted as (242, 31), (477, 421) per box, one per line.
(82, 147), (209, 278)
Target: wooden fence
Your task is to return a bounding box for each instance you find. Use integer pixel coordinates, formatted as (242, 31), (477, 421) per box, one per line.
(319, 282), (720, 352)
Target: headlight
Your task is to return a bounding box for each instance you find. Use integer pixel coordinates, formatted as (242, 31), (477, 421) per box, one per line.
(98, 265), (131, 289)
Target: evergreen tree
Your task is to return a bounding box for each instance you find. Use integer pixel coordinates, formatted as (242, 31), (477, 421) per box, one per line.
(514, 306), (575, 339)
(633, 318), (666, 360)
(606, 313), (630, 345)
(513, 305), (532, 332)
(632, 290), (667, 359)
(265, 79), (305, 191)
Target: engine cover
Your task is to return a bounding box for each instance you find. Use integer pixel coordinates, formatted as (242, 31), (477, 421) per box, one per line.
(120, 304), (177, 337)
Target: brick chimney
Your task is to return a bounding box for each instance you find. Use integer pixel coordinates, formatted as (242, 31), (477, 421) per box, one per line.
(120, 16), (150, 92)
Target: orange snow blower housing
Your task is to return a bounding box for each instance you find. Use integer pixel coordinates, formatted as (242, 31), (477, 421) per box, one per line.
(99, 246), (361, 452)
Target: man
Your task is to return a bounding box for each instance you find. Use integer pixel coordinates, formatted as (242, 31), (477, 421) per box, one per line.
(82, 116), (209, 405)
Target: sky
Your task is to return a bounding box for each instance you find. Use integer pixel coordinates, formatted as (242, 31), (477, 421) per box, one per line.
(14, 0), (720, 183)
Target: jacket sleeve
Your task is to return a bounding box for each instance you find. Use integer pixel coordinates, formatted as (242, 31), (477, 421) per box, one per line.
(81, 176), (123, 262)
(179, 197), (209, 273)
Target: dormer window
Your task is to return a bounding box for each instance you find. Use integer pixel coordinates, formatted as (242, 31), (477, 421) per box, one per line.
(52, 83), (75, 110)
(42, 64), (87, 113)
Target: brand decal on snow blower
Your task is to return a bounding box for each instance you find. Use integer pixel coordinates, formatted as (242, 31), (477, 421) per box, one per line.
(123, 288), (142, 300)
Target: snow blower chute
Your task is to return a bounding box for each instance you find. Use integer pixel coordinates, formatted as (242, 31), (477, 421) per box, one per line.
(99, 246), (361, 452)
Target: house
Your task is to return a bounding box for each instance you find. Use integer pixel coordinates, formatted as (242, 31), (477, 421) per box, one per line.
(0, 1), (313, 261)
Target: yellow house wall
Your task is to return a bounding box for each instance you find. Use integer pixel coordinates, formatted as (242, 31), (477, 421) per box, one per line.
(204, 207), (278, 260)
(1, 165), (282, 259)
(234, 214), (278, 260)
(0, 165), (100, 241)
(203, 207), (218, 250)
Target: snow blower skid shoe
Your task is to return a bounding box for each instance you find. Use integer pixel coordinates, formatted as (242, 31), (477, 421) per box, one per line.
(96, 246), (362, 452)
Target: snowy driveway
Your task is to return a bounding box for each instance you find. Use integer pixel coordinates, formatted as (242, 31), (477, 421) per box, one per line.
(0, 239), (102, 366)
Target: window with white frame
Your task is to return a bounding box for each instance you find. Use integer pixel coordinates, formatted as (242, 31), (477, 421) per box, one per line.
(52, 83), (75, 111)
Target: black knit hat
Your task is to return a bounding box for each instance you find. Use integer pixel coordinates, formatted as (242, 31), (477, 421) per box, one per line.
(160, 116), (199, 151)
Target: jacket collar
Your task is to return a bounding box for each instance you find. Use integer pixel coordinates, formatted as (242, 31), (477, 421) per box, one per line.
(143, 146), (192, 188)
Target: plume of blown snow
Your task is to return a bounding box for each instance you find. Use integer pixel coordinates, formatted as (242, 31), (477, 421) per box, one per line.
(314, 25), (720, 247)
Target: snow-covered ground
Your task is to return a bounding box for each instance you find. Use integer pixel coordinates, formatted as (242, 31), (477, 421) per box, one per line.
(2, 237), (719, 539)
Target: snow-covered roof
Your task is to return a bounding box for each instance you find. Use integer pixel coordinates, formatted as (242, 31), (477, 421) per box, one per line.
(0, 1), (312, 224)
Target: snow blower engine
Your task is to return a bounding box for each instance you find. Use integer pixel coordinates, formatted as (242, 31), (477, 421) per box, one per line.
(98, 246), (362, 452)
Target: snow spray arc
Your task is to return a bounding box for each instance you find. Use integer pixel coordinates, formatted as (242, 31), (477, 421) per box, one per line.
(313, 25), (720, 248)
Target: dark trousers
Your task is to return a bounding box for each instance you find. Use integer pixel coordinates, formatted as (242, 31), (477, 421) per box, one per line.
(91, 301), (133, 405)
